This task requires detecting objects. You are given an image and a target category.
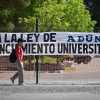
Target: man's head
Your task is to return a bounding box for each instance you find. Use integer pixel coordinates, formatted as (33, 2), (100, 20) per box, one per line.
(17, 38), (23, 46)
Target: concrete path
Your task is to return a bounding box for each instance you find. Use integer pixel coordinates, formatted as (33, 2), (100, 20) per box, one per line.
(0, 84), (100, 100)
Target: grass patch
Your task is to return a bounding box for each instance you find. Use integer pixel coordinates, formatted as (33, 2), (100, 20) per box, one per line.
(64, 67), (76, 72)
(24, 56), (57, 64)
(43, 56), (57, 64)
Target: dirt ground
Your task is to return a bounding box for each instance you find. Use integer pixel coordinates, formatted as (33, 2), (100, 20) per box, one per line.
(0, 57), (100, 82)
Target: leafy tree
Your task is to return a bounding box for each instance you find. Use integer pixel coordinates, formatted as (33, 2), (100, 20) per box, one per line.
(84, 0), (100, 31)
(0, 0), (31, 8)
(36, 0), (96, 32)
(0, 0), (31, 32)
(0, 0), (96, 32)
(0, 8), (15, 32)
(92, 0), (100, 29)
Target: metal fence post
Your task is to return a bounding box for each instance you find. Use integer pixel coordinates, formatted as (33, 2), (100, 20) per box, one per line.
(35, 17), (39, 84)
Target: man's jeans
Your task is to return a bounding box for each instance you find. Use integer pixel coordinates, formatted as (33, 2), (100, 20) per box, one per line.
(11, 60), (24, 84)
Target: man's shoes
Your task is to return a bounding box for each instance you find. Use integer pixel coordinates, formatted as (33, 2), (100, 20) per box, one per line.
(10, 78), (14, 84)
(18, 83), (23, 85)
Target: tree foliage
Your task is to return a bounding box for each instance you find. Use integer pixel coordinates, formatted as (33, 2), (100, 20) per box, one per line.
(0, 0), (96, 32)
(37, 0), (96, 32)
(92, 0), (100, 27)
(84, 0), (100, 30)
(0, 0), (31, 8)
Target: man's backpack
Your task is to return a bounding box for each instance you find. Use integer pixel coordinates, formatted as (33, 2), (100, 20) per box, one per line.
(9, 49), (17, 63)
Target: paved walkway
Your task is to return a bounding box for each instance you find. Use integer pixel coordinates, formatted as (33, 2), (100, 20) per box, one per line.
(0, 83), (100, 100)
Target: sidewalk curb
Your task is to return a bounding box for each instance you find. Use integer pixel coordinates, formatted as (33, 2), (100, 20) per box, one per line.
(0, 80), (100, 86)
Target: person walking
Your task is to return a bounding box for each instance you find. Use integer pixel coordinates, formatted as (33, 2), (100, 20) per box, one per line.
(10, 38), (24, 85)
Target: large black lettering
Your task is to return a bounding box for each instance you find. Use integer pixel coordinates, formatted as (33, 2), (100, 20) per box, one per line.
(11, 34), (17, 42)
(49, 44), (55, 54)
(67, 36), (75, 42)
(83, 44), (88, 54)
(34, 33), (40, 42)
(20, 34), (26, 42)
(6, 44), (11, 53)
(44, 33), (49, 42)
(37, 44), (43, 53)
(95, 36), (100, 43)
(44, 33), (56, 42)
(63, 43), (69, 54)
(24, 43), (30, 54)
(50, 33), (56, 42)
(77, 43), (82, 54)
(72, 43), (78, 54)
(86, 34), (93, 42)
(0, 44), (5, 54)
(0, 34), (1, 42)
(68, 43), (72, 53)
(88, 44), (94, 54)
(44, 44), (49, 53)
(58, 43), (63, 53)
(31, 44), (36, 54)
(0, 44), (3, 54)
(4, 34), (10, 42)
(94, 44), (97, 54)
(77, 36), (84, 42)
(97, 44), (100, 54)
(27, 34), (33, 42)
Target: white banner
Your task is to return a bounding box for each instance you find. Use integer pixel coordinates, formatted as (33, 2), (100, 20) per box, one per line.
(0, 32), (100, 56)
